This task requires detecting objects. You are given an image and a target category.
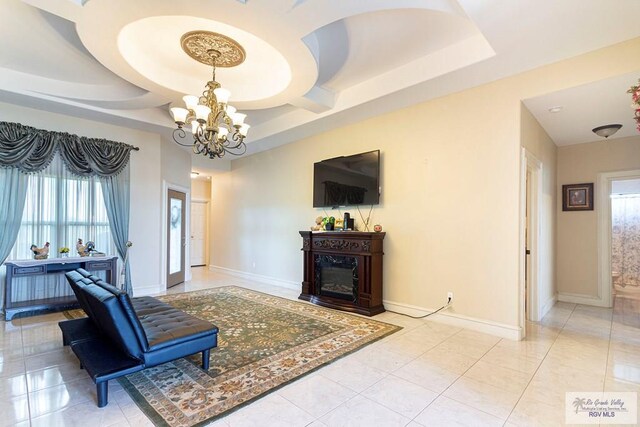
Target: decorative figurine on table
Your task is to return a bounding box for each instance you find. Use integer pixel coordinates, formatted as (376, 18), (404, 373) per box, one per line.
(86, 241), (106, 257)
(59, 247), (70, 258)
(373, 224), (383, 233)
(76, 238), (89, 257)
(323, 216), (336, 231)
(30, 242), (50, 260)
(311, 216), (324, 231)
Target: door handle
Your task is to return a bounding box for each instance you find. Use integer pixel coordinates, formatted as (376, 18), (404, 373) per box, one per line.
(525, 249), (531, 255)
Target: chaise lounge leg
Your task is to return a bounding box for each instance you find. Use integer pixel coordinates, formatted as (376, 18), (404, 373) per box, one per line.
(97, 381), (108, 408)
(201, 349), (210, 370)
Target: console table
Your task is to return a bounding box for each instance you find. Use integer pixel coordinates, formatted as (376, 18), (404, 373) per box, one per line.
(299, 231), (385, 316)
(3, 256), (118, 320)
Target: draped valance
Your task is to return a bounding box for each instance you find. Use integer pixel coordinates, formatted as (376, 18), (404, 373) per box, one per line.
(0, 121), (138, 177)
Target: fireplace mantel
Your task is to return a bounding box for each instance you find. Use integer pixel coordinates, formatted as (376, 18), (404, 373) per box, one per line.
(299, 231), (385, 316)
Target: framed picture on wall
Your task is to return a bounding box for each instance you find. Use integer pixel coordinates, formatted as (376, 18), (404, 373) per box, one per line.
(562, 183), (594, 211)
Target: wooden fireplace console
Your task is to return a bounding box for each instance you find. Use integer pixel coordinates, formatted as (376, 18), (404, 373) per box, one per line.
(299, 231), (385, 316)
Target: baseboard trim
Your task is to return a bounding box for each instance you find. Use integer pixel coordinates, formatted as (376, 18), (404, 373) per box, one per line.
(557, 292), (608, 307)
(539, 294), (557, 320)
(133, 284), (162, 297)
(208, 265), (299, 291)
(383, 299), (523, 341)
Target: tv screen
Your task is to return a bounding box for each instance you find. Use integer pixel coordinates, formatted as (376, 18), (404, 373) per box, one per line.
(313, 150), (380, 207)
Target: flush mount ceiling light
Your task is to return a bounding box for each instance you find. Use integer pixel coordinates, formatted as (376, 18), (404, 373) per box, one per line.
(592, 124), (622, 138)
(171, 31), (250, 159)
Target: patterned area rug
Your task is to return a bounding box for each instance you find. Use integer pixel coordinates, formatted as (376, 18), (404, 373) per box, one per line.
(65, 286), (400, 427)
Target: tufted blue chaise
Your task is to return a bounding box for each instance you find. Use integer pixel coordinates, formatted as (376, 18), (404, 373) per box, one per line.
(58, 269), (218, 407)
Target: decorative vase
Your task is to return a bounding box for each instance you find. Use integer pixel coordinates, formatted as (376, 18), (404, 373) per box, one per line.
(325, 223), (334, 231)
(60, 253), (69, 258)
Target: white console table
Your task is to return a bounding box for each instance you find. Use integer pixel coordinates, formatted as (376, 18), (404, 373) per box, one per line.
(3, 256), (118, 320)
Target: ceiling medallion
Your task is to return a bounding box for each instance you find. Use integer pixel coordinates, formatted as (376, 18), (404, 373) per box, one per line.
(180, 31), (246, 67)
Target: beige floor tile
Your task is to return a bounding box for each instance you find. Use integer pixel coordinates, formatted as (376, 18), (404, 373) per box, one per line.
(414, 395), (503, 427)
(225, 393), (315, 427)
(26, 362), (89, 392)
(480, 346), (542, 374)
(317, 358), (388, 392)
(0, 359), (25, 379)
(508, 395), (568, 426)
(0, 373), (27, 398)
(443, 376), (521, 420)
(29, 377), (96, 417)
(418, 345), (479, 374)
(435, 334), (496, 359)
(360, 374), (438, 418)
(463, 360), (533, 394)
(0, 394), (30, 426)
(320, 395), (411, 427)
(394, 357), (460, 393)
(25, 347), (77, 372)
(347, 345), (416, 373)
(279, 374), (356, 418)
(31, 400), (128, 427)
(374, 334), (436, 358)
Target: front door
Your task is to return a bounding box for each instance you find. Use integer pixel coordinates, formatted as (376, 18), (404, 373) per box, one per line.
(190, 201), (207, 267)
(167, 189), (186, 287)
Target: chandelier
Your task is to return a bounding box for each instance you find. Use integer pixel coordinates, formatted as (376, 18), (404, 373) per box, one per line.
(170, 32), (250, 159)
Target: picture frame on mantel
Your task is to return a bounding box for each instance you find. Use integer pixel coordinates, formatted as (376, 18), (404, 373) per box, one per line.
(562, 183), (594, 211)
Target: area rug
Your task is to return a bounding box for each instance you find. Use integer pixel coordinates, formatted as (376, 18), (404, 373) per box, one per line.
(65, 286), (401, 427)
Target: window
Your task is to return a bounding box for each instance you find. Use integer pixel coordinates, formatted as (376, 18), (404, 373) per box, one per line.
(8, 157), (114, 260)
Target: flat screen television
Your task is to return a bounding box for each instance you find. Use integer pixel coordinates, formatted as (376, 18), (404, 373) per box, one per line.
(313, 150), (380, 207)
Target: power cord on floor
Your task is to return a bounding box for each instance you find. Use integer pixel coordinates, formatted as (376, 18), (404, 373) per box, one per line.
(386, 297), (452, 319)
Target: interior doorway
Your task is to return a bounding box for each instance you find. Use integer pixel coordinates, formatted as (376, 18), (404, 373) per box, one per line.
(190, 201), (208, 267)
(610, 178), (640, 302)
(597, 170), (640, 308)
(520, 148), (542, 335)
(167, 189), (186, 288)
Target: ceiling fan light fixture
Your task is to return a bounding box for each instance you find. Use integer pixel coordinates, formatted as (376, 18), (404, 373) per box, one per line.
(592, 124), (622, 138)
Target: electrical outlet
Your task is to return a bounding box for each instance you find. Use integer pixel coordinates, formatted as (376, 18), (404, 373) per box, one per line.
(447, 292), (454, 301)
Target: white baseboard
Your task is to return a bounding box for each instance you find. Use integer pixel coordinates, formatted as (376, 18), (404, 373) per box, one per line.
(133, 284), (162, 297)
(539, 294), (557, 320)
(208, 265), (299, 291)
(383, 299), (523, 341)
(557, 292), (608, 307)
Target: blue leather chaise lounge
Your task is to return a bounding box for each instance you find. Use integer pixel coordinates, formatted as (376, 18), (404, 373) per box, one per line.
(58, 269), (218, 407)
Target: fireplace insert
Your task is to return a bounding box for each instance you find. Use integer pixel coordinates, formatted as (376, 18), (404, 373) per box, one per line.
(314, 254), (358, 302)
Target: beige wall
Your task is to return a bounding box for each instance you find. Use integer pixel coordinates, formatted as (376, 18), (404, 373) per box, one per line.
(557, 136), (640, 298)
(191, 179), (211, 201)
(0, 102), (164, 294)
(520, 105), (557, 317)
(209, 38), (640, 334)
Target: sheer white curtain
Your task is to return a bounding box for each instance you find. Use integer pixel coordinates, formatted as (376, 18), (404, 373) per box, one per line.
(8, 154), (115, 260)
(612, 194), (640, 288)
(4, 154), (115, 303)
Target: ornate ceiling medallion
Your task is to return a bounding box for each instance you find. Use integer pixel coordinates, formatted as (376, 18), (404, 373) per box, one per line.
(180, 31), (246, 67)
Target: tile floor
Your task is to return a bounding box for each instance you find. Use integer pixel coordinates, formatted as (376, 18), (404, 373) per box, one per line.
(2, 268), (640, 426)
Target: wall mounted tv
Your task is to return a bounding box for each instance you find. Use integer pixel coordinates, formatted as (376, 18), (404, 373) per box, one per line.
(313, 150), (380, 208)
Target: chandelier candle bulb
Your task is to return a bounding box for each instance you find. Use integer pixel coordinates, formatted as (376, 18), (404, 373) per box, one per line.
(194, 105), (211, 123)
(183, 95), (199, 111)
(191, 121), (200, 135)
(217, 127), (229, 140)
(213, 88), (231, 104)
(239, 124), (250, 136)
(225, 105), (236, 115)
(170, 107), (189, 125)
(231, 113), (246, 126)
